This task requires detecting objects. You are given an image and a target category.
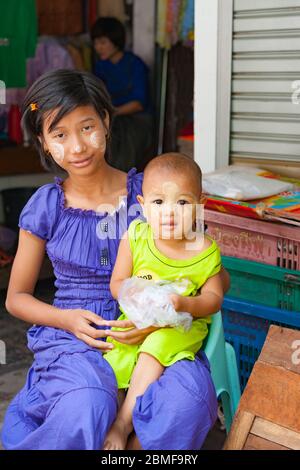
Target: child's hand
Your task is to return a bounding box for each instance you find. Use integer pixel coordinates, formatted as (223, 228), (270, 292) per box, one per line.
(107, 325), (159, 345)
(104, 319), (135, 329)
(169, 294), (186, 312)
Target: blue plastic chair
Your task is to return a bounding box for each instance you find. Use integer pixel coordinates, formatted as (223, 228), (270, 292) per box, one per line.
(204, 311), (241, 433)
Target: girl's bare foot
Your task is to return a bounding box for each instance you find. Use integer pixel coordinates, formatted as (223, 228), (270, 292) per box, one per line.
(103, 417), (132, 450)
(126, 432), (142, 450)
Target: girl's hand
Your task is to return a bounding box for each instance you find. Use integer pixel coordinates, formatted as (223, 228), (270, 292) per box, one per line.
(61, 308), (113, 351)
(105, 320), (159, 345)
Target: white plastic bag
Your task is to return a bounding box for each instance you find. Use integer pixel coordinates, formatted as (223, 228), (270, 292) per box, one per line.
(202, 166), (293, 200)
(118, 277), (193, 331)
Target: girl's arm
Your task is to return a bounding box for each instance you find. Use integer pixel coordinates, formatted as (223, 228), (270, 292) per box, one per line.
(115, 101), (143, 116)
(110, 232), (133, 299)
(5, 229), (64, 327)
(5, 230), (113, 350)
(171, 273), (224, 318)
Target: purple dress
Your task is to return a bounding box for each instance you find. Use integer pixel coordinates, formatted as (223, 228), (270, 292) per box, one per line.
(1, 169), (217, 450)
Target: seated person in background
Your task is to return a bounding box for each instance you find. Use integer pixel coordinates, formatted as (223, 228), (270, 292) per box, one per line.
(91, 17), (153, 172)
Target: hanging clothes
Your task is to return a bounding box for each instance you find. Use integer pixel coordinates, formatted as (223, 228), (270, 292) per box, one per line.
(180, 0), (194, 45)
(5, 89), (27, 109)
(88, 0), (98, 29)
(81, 43), (93, 72)
(97, 0), (128, 23)
(36, 0), (83, 36)
(156, 0), (194, 49)
(0, 0), (37, 88)
(3, 36), (79, 108)
(156, 0), (170, 49)
(169, 0), (182, 46)
(66, 45), (85, 71)
(26, 38), (75, 87)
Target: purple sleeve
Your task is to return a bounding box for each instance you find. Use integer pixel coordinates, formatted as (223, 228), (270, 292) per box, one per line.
(127, 171), (145, 226)
(18, 183), (60, 240)
(131, 171), (143, 200)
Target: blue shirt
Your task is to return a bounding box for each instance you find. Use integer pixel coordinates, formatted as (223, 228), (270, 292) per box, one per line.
(94, 51), (149, 111)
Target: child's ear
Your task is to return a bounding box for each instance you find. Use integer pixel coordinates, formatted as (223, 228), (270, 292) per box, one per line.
(136, 194), (147, 219)
(136, 194), (144, 206)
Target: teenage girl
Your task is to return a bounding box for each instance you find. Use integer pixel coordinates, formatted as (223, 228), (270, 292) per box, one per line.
(2, 69), (228, 450)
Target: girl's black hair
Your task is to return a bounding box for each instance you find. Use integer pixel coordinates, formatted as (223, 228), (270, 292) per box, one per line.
(22, 69), (114, 174)
(91, 17), (126, 51)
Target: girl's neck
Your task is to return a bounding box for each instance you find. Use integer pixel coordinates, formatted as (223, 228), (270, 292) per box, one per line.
(64, 162), (123, 197)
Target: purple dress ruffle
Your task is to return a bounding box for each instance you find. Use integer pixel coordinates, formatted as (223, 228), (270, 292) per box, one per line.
(1, 168), (217, 450)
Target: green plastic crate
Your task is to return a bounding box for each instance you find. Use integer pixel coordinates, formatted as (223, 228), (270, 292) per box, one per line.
(222, 256), (300, 312)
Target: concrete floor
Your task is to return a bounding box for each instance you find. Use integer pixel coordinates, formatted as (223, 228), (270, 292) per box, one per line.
(0, 278), (226, 450)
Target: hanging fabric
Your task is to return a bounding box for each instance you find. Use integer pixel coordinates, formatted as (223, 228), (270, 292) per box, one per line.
(36, 0), (83, 36)
(97, 0), (128, 23)
(170, 0), (182, 46)
(0, 0), (37, 88)
(180, 0), (194, 45)
(156, 0), (170, 49)
(26, 38), (75, 87)
(156, 0), (194, 49)
(88, 0), (98, 30)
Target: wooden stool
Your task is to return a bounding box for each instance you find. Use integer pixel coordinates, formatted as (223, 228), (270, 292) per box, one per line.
(224, 325), (300, 450)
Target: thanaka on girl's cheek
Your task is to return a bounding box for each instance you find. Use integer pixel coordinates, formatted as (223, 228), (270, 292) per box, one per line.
(90, 130), (106, 151)
(48, 142), (65, 163)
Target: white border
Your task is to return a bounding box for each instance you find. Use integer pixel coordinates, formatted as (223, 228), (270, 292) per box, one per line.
(194, 0), (233, 173)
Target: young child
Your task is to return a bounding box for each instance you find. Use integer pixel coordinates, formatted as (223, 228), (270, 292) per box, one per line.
(103, 152), (224, 450)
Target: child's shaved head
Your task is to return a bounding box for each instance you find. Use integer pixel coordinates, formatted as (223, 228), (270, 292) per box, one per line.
(143, 153), (202, 197)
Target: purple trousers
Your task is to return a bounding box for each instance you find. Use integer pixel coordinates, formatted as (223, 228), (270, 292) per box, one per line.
(1, 326), (217, 450)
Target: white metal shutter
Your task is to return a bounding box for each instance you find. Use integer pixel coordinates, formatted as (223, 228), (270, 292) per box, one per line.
(231, 0), (300, 163)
